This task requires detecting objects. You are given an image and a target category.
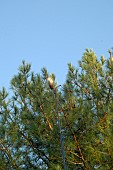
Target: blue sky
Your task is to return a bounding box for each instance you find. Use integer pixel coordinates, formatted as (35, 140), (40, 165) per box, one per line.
(0, 0), (113, 89)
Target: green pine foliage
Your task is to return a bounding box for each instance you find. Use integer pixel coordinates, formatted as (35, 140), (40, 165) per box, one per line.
(0, 50), (113, 169)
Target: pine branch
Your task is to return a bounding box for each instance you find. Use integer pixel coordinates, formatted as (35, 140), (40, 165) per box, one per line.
(63, 112), (90, 170)
(39, 104), (53, 131)
(18, 129), (49, 166)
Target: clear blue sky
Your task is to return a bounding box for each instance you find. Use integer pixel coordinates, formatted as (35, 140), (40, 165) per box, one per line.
(0, 0), (113, 89)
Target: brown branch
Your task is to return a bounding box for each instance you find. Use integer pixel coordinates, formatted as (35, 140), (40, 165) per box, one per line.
(68, 150), (82, 159)
(67, 159), (83, 165)
(40, 104), (53, 131)
(18, 129), (49, 165)
(63, 112), (90, 170)
(0, 144), (18, 169)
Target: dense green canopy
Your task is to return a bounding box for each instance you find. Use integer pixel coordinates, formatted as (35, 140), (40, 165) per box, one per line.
(0, 49), (113, 170)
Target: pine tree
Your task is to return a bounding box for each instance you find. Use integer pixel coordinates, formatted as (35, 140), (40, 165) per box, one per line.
(0, 50), (113, 169)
